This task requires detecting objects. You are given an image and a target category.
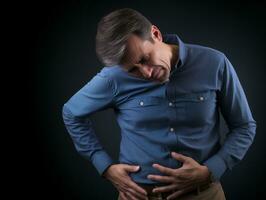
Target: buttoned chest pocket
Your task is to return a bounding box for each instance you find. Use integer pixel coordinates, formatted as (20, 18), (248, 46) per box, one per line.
(118, 97), (166, 130)
(175, 91), (218, 127)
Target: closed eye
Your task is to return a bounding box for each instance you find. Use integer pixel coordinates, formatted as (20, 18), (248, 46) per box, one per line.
(138, 58), (147, 65)
(128, 66), (138, 73)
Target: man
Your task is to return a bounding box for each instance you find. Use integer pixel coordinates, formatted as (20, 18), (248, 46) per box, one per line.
(62, 8), (256, 200)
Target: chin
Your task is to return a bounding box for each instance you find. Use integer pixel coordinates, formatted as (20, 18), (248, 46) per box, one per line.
(155, 76), (169, 83)
(159, 72), (170, 83)
(158, 78), (169, 83)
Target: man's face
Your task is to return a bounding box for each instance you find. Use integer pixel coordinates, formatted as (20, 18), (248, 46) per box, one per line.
(121, 26), (174, 83)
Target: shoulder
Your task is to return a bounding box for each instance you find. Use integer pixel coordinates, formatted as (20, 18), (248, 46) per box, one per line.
(186, 43), (226, 63)
(98, 65), (125, 80)
(95, 65), (127, 96)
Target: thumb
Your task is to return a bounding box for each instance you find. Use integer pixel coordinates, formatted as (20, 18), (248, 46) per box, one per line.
(171, 152), (189, 163)
(123, 164), (140, 172)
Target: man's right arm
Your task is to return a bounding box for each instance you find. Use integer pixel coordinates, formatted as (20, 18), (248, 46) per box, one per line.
(62, 72), (148, 199)
(62, 72), (116, 175)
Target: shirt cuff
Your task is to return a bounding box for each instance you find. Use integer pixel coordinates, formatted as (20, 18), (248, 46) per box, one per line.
(203, 154), (227, 181)
(91, 150), (115, 176)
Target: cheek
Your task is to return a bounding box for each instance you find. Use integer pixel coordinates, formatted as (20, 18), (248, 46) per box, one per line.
(153, 56), (169, 70)
(151, 50), (164, 64)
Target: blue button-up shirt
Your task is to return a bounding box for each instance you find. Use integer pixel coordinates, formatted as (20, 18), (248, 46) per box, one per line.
(62, 34), (256, 184)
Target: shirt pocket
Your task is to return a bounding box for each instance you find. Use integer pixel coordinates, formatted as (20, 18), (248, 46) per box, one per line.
(175, 90), (217, 127)
(119, 97), (166, 130)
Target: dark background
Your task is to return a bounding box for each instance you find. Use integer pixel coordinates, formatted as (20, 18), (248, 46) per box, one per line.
(26, 0), (266, 199)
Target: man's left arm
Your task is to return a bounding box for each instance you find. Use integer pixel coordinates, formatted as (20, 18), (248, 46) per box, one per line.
(147, 55), (257, 199)
(203, 55), (257, 181)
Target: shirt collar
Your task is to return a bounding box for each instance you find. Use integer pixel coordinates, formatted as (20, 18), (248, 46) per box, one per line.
(162, 34), (187, 70)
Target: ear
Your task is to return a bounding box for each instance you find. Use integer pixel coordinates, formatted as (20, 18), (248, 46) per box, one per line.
(151, 25), (162, 42)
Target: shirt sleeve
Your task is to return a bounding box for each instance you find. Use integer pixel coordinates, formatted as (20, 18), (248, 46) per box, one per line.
(203, 55), (257, 181)
(62, 71), (117, 176)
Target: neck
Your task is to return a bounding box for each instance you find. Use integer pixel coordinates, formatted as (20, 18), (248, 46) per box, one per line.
(168, 44), (179, 69)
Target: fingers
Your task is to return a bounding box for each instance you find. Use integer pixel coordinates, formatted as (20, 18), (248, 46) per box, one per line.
(171, 152), (190, 163)
(108, 164), (148, 199)
(166, 186), (194, 200)
(152, 164), (175, 176)
(127, 179), (147, 196)
(120, 164), (148, 198)
(152, 184), (178, 193)
(121, 164), (148, 198)
(147, 174), (175, 183)
(123, 164), (140, 173)
(119, 192), (127, 200)
(120, 191), (138, 200)
(166, 190), (184, 200)
(125, 191), (139, 200)
(118, 180), (148, 200)
(127, 187), (148, 200)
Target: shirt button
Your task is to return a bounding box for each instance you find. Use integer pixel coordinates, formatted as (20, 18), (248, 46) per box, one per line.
(169, 102), (173, 107)
(170, 127), (174, 132)
(140, 101), (144, 106)
(199, 96), (204, 101)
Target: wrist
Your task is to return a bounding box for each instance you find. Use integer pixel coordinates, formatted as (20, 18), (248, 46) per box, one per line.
(200, 165), (213, 184)
(102, 164), (115, 179)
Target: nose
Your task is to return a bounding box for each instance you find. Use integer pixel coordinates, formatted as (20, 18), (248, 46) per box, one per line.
(141, 66), (153, 78)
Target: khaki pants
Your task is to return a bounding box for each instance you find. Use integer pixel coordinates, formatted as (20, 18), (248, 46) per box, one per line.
(118, 182), (226, 200)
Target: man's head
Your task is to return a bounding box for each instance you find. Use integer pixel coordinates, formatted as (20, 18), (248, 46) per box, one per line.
(96, 8), (178, 83)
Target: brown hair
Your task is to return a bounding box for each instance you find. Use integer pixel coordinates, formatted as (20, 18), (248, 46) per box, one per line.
(96, 8), (152, 66)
